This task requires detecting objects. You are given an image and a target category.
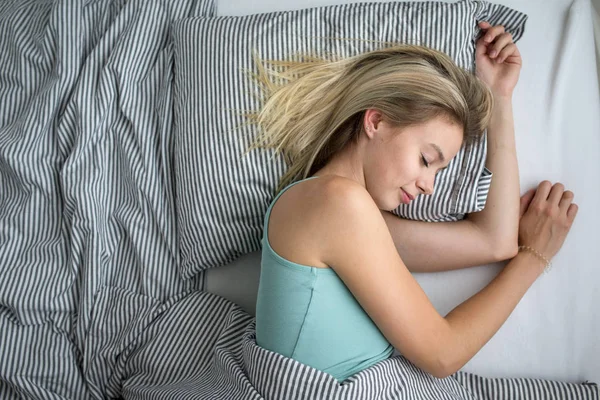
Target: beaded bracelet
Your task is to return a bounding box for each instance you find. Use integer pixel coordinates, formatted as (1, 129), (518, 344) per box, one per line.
(518, 245), (552, 274)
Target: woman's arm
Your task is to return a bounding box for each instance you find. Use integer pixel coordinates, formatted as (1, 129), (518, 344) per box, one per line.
(382, 22), (522, 273)
(382, 95), (519, 273)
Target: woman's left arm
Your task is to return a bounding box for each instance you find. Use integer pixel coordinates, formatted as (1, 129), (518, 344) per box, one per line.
(383, 21), (523, 273)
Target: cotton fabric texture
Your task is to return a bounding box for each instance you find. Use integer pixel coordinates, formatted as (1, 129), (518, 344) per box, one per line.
(171, 0), (528, 280)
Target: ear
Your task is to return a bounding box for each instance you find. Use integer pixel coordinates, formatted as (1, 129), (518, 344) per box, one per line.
(363, 108), (382, 138)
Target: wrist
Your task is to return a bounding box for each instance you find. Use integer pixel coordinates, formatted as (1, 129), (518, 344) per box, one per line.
(513, 251), (546, 276)
(514, 247), (550, 275)
(492, 91), (513, 104)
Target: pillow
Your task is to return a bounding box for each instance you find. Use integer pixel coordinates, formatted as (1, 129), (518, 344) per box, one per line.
(172, 0), (528, 280)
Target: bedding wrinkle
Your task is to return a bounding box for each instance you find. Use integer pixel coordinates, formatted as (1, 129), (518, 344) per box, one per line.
(546, 0), (583, 139)
(2, 1), (208, 396)
(1, 0), (598, 397)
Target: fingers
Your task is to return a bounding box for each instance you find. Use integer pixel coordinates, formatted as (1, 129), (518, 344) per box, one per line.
(567, 203), (579, 223)
(531, 180), (579, 224)
(547, 182), (565, 206)
(519, 188), (536, 218)
(494, 43), (517, 64)
(532, 180), (552, 204)
(476, 21), (492, 52)
(558, 190), (574, 212)
(476, 21), (518, 64)
(479, 22), (505, 44)
(475, 35), (489, 58)
(560, 190), (578, 225)
(487, 32), (513, 59)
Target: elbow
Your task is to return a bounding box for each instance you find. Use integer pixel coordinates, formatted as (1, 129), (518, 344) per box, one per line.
(431, 353), (466, 379)
(412, 322), (463, 379)
(429, 356), (456, 380)
(429, 333), (461, 379)
(491, 236), (518, 262)
(428, 323), (474, 379)
(430, 368), (451, 380)
(432, 371), (453, 379)
(419, 344), (457, 379)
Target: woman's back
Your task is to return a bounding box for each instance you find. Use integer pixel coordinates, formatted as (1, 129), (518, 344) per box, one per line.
(255, 175), (395, 383)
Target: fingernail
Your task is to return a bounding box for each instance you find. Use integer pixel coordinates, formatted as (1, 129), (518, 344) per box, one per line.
(489, 50), (497, 57)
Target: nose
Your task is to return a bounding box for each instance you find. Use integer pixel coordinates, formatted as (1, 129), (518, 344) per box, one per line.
(416, 174), (435, 195)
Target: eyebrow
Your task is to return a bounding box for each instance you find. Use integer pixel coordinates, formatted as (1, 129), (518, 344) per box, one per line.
(429, 143), (446, 163)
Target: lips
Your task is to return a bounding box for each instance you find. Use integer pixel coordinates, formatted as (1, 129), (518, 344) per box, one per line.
(400, 189), (412, 204)
(402, 189), (414, 201)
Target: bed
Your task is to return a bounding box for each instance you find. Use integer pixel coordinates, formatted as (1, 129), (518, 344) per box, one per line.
(206, 0), (600, 386)
(0, 0), (598, 398)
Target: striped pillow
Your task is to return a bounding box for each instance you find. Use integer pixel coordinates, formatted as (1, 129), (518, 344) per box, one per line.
(172, 0), (528, 280)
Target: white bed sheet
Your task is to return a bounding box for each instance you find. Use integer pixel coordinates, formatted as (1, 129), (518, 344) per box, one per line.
(593, 0), (600, 84)
(205, 0), (600, 384)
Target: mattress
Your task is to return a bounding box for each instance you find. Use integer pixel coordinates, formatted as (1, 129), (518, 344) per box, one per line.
(593, 0), (600, 84)
(206, 0), (600, 384)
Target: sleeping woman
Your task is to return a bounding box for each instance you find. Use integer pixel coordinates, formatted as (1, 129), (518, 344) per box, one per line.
(246, 21), (579, 382)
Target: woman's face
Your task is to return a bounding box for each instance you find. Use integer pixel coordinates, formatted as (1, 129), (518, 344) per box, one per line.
(362, 110), (464, 211)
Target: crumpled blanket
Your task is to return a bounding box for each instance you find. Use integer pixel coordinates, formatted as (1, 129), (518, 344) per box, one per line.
(0, 0), (597, 398)
(86, 287), (599, 399)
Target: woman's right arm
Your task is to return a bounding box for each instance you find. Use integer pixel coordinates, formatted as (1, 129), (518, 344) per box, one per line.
(440, 250), (546, 375)
(320, 178), (577, 379)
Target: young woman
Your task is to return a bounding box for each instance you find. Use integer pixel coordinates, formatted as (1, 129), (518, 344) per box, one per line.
(248, 21), (578, 382)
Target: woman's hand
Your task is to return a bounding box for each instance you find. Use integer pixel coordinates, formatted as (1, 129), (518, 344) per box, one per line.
(518, 181), (579, 261)
(475, 21), (522, 98)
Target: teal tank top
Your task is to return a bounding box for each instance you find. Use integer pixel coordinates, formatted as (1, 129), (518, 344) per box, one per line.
(255, 176), (395, 383)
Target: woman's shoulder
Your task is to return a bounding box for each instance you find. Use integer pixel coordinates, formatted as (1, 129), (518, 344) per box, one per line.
(319, 175), (372, 205)
(305, 175), (377, 219)
(280, 174), (369, 208)
(268, 175), (375, 269)
(288, 174), (371, 213)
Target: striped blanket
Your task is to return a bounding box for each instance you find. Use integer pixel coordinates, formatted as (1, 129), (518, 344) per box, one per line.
(0, 0), (597, 398)
(86, 288), (599, 399)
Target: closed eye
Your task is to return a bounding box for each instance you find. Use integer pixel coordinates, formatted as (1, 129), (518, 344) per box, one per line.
(421, 154), (429, 168)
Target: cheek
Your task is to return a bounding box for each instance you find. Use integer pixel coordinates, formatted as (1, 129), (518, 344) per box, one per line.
(367, 156), (400, 209)
(394, 155), (419, 184)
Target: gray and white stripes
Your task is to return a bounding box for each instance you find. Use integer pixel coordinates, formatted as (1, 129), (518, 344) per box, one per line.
(172, 0), (525, 280)
(84, 288), (599, 399)
(1, 0), (597, 398)
(0, 0), (211, 397)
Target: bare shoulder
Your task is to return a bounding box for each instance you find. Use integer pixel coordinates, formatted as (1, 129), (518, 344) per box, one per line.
(268, 175), (371, 269)
(311, 176), (386, 266)
(315, 175), (381, 231)
(315, 177), (392, 266)
(272, 175), (452, 378)
(318, 175), (378, 215)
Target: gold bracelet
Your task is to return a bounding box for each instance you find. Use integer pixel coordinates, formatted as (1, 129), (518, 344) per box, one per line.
(518, 245), (552, 274)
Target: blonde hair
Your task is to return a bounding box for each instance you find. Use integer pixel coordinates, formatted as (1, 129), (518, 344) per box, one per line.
(242, 44), (494, 195)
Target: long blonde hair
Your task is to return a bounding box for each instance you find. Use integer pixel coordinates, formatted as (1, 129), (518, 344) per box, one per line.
(242, 44), (494, 195)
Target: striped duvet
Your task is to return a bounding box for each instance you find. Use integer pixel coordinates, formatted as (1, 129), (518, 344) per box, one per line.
(0, 0), (597, 398)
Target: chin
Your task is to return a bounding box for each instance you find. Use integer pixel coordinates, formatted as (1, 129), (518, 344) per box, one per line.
(387, 200), (401, 212)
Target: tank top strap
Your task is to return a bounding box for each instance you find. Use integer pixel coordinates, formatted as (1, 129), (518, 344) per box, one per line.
(263, 176), (320, 234)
